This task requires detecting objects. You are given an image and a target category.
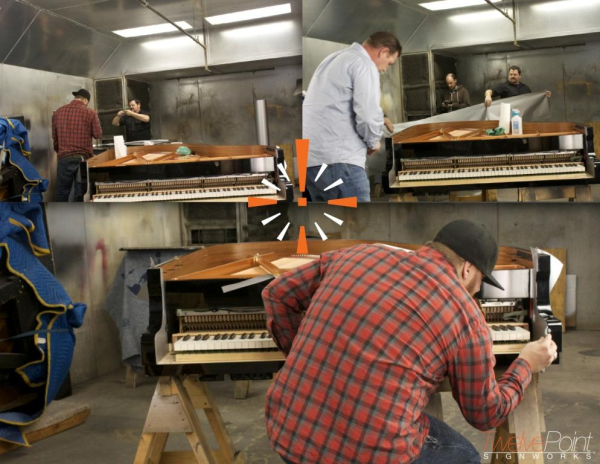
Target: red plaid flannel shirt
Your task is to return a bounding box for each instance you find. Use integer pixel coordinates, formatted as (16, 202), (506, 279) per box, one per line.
(52, 100), (102, 159)
(263, 244), (532, 464)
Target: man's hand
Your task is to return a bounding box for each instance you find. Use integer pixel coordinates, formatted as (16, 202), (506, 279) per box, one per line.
(484, 96), (492, 107)
(518, 334), (557, 373)
(117, 110), (125, 117)
(124, 110), (133, 116)
(545, 91), (552, 99)
(367, 141), (381, 155)
(384, 117), (394, 133)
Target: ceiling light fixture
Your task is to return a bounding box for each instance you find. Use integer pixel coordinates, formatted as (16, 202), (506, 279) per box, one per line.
(420, 0), (501, 11)
(205, 3), (292, 25)
(113, 21), (193, 38)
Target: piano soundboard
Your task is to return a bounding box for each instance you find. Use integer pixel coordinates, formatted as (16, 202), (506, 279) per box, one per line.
(141, 241), (563, 380)
(386, 121), (598, 193)
(86, 143), (292, 203)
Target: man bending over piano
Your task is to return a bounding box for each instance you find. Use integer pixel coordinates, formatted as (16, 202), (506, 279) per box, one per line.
(263, 219), (557, 464)
(303, 31), (401, 202)
(484, 65), (551, 107)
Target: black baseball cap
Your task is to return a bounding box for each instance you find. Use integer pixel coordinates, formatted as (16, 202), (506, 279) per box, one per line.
(72, 89), (91, 100)
(434, 219), (504, 290)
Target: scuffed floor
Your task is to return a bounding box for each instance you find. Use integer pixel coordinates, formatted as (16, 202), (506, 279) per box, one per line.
(4, 331), (599, 464)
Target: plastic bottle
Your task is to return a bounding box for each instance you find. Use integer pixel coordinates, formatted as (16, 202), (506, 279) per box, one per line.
(511, 109), (523, 135)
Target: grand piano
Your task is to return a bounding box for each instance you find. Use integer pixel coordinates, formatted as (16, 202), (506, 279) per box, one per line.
(385, 121), (598, 194)
(140, 240), (563, 380)
(85, 143), (292, 202)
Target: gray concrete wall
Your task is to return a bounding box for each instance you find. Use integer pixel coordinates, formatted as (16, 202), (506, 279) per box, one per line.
(0, 64), (94, 200)
(290, 203), (600, 330)
(149, 64), (301, 146)
(45, 203), (185, 385)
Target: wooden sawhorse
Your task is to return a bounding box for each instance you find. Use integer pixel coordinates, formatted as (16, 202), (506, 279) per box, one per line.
(134, 376), (246, 464)
(427, 373), (545, 464)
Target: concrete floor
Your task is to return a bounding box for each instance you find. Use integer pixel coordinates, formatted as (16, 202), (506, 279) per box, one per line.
(4, 331), (599, 464)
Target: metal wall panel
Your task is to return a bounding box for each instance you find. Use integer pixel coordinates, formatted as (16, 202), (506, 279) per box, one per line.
(302, 37), (348, 90)
(0, 64), (93, 200)
(151, 64), (300, 145)
(46, 203), (184, 384)
(5, 11), (119, 78)
(0, 0), (39, 62)
(562, 42), (600, 124)
(303, 0), (331, 35)
(304, 0), (426, 47)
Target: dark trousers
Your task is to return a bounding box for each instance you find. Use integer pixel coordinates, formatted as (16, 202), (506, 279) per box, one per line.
(278, 414), (480, 463)
(56, 156), (84, 202)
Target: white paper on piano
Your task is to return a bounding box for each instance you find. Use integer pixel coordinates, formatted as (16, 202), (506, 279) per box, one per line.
(531, 248), (563, 293)
(114, 135), (127, 159)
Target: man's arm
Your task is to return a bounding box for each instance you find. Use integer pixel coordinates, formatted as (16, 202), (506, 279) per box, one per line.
(112, 111), (124, 127)
(447, 323), (532, 431)
(352, 62), (384, 150)
(91, 112), (102, 140)
(262, 257), (328, 354)
(126, 110), (150, 123)
(457, 88), (471, 109)
(484, 89), (494, 107)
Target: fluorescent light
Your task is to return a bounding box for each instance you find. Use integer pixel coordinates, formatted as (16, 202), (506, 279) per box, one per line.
(449, 10), (505, 22)
(531, 0), (600, 12)
(141, 36), (203, 50)
(420, 0), (501, 11)
(205, 4), (291, 25)
(221, 20), (293, 39)
(113, 21), (192, 38)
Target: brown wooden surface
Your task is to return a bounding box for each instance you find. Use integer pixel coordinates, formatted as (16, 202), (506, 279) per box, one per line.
(392, 121), (584, 144)
(160, 241), (534, 281)
(88, 144), (275, 168)
(518, 185), (592, 202)
(0, 408), (90, 454)
(544, 248), (567, 332)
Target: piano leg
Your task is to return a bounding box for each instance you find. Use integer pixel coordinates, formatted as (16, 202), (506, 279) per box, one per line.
(133, 376), (246, 464)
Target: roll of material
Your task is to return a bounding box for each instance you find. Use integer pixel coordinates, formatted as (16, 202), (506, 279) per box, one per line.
(499, 103), (511, 133)
(252, 99), (275, 172)
(559, 134), (584, 150)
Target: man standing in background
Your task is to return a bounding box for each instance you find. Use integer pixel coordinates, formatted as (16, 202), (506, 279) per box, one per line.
(441, 73), (471, 112)
(484, 65), (551, 106)
(303, 31), (401, 202)
(112, 99), (152, 142)
(52, 89), (102, 202)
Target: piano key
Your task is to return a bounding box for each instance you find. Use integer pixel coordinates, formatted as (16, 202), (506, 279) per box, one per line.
(173, 332), (278, 352)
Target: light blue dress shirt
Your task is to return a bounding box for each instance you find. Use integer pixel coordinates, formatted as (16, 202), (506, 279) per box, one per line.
(303, 43), (384, 169)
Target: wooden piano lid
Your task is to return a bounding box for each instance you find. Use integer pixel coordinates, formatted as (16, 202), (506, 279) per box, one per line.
(158, 240), (533, 281)
(88, 144), (276, 168)
(392, 121), (585, 145)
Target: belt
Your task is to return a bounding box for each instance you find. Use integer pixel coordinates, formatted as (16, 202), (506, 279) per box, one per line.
(60, 153), (88, 159)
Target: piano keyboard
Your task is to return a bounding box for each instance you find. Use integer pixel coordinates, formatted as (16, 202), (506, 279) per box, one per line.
(92, 184), (277, 202)
(173, 331), (278, 353)
(489, 324), (530, 343)
(397, 162), (587, 187)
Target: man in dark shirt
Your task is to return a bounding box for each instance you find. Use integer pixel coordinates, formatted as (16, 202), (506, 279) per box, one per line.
(112, 99), (152, 141)
(52, 88), (102, 202)
(484, 65), (551, 106)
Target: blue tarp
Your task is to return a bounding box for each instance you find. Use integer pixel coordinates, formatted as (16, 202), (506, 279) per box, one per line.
(0, 118), (48, 202)
(0, 204), (86, 446)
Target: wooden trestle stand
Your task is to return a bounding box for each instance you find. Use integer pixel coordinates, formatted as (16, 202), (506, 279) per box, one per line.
(134, 376), (246, 464)
(427, 373), (545, 464)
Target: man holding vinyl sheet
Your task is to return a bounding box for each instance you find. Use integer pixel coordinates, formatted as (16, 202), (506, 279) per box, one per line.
(263, 219), (557, 464)
(484, 65), (551, 106)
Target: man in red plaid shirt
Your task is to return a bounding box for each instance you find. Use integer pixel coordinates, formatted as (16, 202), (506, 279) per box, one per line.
(52, 89), (102, 201)
(263, 220), (557, 464)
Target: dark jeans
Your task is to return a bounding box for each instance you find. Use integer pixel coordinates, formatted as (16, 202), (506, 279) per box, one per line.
(278, 414), (480, 464)
(412, 414), (480, 464)
(306, 163), (370, 202)
(56, 156), (84, 202)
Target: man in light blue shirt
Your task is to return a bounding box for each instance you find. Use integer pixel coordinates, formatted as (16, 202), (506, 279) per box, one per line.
(304, 31), (401, 202)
